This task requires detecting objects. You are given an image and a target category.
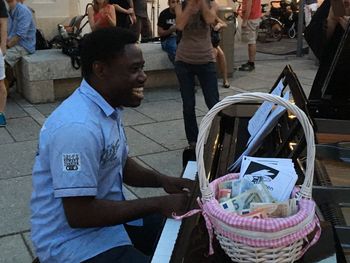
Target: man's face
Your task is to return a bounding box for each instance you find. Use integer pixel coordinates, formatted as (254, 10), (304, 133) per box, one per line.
(169, 0), (178, 11)
(102, 44), (147, 108)
(6, 0), (17, 9)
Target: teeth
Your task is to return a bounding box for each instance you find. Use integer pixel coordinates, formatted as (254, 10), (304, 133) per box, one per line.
(133, 87), (144, 99)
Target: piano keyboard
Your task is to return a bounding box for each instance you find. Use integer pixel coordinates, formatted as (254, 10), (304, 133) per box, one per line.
(151, 161), (197, 263)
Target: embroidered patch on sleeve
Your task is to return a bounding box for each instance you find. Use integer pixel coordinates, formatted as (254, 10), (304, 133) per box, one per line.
(62, 153), (81, 172)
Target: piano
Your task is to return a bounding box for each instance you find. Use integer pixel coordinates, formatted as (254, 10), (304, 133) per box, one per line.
(151, 66), (350, 262)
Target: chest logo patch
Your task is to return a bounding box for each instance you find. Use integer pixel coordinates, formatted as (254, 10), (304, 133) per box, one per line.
(101, 140), (119, 166)
(62, 153), (81, 172)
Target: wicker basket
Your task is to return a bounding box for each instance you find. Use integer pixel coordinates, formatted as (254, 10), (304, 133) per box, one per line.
(195, 93), (321, 262)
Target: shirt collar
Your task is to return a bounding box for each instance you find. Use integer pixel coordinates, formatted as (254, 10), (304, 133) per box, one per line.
(9, 3), (19, 16)
(79, 79), (122, 118)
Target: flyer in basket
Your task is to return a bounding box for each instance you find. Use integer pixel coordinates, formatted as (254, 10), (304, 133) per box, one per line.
(239, 156), (298, 201)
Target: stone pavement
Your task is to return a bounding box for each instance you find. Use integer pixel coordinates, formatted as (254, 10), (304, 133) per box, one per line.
(0, 42), (318, 262)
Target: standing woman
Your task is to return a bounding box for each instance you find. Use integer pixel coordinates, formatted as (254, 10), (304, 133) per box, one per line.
(175, 0), (219, 148)
(212, 16), (230, 88)
(88, 0), (116, 31)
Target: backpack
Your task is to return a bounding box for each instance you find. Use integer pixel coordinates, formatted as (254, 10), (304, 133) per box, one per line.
(61, 36), (82, 70)
(52, 24), (82, 70)
(36, 29), (51, 50)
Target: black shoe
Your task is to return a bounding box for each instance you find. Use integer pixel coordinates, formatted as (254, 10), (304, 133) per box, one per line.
(238, 62), (255, 72)
(222, 82), (230, 89)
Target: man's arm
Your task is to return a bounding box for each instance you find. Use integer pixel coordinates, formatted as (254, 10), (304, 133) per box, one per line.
(62, 194), (188, 228)
(158, 25), (176, 37)
(7, 35), (20, 49)
(123, 157), (194, 194)
(0, 17), (7, 54)
(128, 0), (137, 23)
(11, 7), (32, 45)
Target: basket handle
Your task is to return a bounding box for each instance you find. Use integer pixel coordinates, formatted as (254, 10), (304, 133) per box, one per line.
(196, 92), (315, 201)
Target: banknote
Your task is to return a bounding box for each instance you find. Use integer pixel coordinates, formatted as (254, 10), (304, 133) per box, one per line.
(220, 189), (263, 213)
(218, 189), (232, 203)
(231, 179), (241, 197)
(239, 177), (255, 194)
(250, 198), (298, 218)
(254, 183), (275, 203)
(219, 180), (232, 190)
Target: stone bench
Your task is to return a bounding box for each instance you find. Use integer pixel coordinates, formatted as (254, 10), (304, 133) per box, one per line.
(16, 43), (176, 104)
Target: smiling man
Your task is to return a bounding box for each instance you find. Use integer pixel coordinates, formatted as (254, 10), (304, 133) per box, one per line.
(30, 28), (193, 263)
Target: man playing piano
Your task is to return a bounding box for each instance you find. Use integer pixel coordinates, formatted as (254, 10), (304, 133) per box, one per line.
(30, 28), (194, 263)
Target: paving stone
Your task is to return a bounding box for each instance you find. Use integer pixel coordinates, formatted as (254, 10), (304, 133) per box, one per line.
(122, 108), (155, 127)
(0, 235), (33, 263)
(22, 107), (46, 126)
(0, 176), (32, 236)
(0, 129), (14, 145)
(4, 100), (28, 119)
(5, 117), (41, 142)
(22, 232), (35, 259)
(124, 127), (166, 157)
(123, 185), (138, 200)
(133, 119), (188, 150)
(136, 99), (204, 122)
(0, 140), (37, 179)
(143, 87), (181, 102)
(231, 75), (273, 92)
(138, 149), (183, 178)
(34, 102), (61, 117)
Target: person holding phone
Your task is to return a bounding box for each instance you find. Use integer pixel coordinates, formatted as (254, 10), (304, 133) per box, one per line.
(87, 0), (116, 31)
(174, 0), (219, 149)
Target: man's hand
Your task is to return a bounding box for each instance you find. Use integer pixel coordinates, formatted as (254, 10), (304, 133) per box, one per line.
(160, 193), (191, 217)
(160, 175), (195, 194)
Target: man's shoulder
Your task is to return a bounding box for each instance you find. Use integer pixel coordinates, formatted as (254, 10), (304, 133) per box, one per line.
(44, 90), (97, 131)
(160, 7), (171, 15)
(17, 3), (32, 15)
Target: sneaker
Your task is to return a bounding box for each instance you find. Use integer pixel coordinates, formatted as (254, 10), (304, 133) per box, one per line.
(238, 62), (255, 72)
(0, 113), (6, 127)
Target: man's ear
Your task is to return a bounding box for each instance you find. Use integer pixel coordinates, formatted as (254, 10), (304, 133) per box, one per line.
(92, 61), (107, 80)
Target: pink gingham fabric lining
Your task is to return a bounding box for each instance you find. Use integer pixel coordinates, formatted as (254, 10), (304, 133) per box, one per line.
(209, 173), (316, 232)
(173, 173), (321, 255)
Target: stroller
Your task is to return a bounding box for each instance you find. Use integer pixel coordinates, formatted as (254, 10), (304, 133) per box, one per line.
(49, 3), (92, 69)
(49, 3), (91, 49)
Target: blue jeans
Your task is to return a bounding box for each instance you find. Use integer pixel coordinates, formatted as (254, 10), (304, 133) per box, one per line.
(175, 61), (219, 144)
(161, 36), (177, 63)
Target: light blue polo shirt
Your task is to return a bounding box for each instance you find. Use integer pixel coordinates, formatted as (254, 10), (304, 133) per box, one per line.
(30, 80), (132, 263)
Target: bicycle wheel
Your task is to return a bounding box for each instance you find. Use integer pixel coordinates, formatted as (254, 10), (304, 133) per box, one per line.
(271, 22), (283, 41)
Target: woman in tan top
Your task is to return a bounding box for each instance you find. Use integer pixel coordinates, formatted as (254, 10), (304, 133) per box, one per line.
(175, 0), (219, 148)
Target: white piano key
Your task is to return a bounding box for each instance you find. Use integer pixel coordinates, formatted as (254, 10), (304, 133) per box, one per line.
(152, 161), (197, 263)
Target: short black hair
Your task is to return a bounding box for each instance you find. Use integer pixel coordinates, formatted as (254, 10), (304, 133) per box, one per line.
(80, 27), (138, 80)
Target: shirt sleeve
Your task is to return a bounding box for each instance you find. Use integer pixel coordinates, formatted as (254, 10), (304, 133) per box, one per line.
(157, 11), (166, 28)
(49, 123), (102, 198)
(0, 0), (8, 18)
(15, 6), (33, 39)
